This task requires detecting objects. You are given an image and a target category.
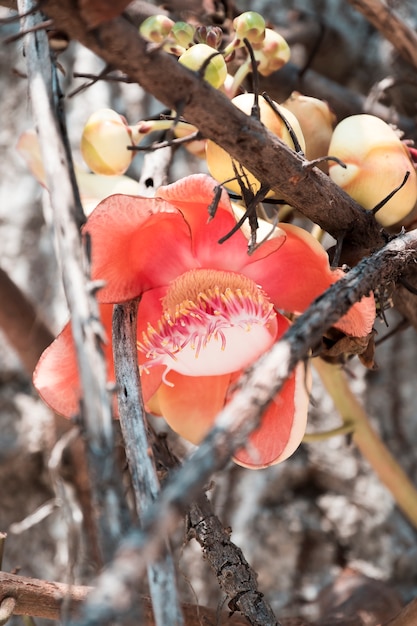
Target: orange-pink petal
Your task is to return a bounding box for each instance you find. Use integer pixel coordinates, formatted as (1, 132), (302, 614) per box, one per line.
(83, 194), (197, 302)
(156, 174), (251, 270)
(150, 369), (233, 444)
(233, 362), (309, 468)
(330, 269), (376, 336)
(243, 222), (335, 312)
(33, 303), (116, 417)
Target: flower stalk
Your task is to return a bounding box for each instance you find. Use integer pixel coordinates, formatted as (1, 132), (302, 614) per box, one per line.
(313, 357), (417, 530)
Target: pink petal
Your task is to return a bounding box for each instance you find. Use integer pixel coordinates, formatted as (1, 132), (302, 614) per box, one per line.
(83, 195), (197, 302)
(156, 174), (256, 270)
(243, 222), (334, 312)
(233, 362), (309, 468)
(150, 369), (233, 444)
(33, 303), (116, 417)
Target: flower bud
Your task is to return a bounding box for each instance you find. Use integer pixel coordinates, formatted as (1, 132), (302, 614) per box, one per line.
(328, 114), (417, 227)
(253, 28), (290, 75)
(233, 11), (265, 45)
(206, 93), (305, 195)
(179, 43), (227, 88)
(139, 15), (175, 44)
(282, 92), (336, 167)
(81, 109), (135, 176)
(194, 25), (223, 49)
(171, 21), (195, 48)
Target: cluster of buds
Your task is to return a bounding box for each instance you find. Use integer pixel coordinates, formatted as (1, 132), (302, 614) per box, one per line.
(80, 9), (417, 229)
(139, 11), (291, 95)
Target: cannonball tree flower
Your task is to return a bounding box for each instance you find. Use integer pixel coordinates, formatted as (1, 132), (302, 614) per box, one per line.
(33, 175), (375, 468)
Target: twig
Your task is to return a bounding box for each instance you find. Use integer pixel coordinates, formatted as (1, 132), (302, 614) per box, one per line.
(0, 571), (255, 626)
(112, 302), (184, 626)
(67, 229), (417, 626)
(347, 0), (417, 71)
(188, 496), (280, 626)
(18, 0), (128, 564)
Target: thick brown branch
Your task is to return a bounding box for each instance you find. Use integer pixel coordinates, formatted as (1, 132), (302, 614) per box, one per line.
(0, 571), (252, 625)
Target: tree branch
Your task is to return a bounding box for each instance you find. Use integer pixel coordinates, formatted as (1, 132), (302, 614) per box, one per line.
(39, 0), (383, 250)
(18, 0), (128, 564)
(112, 302), (184, 626)
(347, 0), (417, 70)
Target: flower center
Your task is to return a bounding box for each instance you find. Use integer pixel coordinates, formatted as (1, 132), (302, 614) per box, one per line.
(138, 268), (278, 377)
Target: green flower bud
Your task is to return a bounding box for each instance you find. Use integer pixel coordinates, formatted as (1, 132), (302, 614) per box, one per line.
(139, 15), (175, 44)
(171, 21), (196, 48)
(233, 11), (265, 45)
(179, 43), (227, 88)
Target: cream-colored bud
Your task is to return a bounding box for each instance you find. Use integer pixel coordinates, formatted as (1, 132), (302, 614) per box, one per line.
(81, 109), (135, 176)
(328, 114), (417, 226)
(206, 93), (305, 195)
(282, 92), (336, 166)
(253, 28), (290, 76)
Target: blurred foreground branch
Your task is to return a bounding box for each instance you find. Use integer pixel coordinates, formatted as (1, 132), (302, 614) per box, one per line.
(18, 0), (128, 564)
(347, 0), (417, 70)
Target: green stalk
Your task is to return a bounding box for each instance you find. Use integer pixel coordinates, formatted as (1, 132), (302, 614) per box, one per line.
(313, 357), (417, 530)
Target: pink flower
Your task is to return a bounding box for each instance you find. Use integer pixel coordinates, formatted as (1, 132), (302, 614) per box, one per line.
(33, 175), (375, 468)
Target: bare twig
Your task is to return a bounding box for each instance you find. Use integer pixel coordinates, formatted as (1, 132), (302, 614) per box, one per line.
(188, 496), (280, 626)
(18, 0), (127, 564)
(112, 302), (184, 626)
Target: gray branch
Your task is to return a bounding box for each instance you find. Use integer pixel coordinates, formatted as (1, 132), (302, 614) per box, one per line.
(18, 0), (128, 564)
(112, 302), (184, 626)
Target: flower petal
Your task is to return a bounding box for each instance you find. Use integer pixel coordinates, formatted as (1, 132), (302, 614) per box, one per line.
(156, 174), (254, 270)
(150, 369), (233, 444)
(233, 361), (309, 468)
(84, 195), (197, 302)
(33, 303), (115, 417)
(330, 269), (376, 336)
(243, 222), (334, 312)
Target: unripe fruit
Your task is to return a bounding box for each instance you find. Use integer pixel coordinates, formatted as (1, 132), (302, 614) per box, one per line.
(206, 93), (305, 195)
(81, 109), (135, 176)
(178, 43), (227, 89)
(328, 114), (417, 227)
